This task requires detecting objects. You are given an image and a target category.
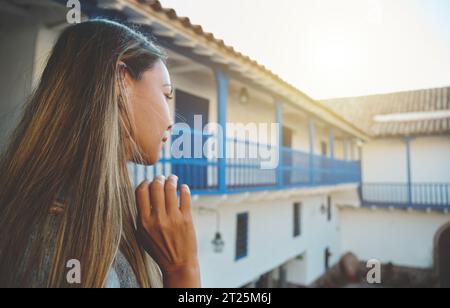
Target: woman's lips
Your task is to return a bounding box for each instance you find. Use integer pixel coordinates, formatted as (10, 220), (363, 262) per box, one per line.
(162, 136), (168, 143)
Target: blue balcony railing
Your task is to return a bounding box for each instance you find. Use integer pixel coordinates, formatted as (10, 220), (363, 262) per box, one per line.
(281, 148), (361, 188)
(360, 183), (450, 210)
(131, 132), (362, 195)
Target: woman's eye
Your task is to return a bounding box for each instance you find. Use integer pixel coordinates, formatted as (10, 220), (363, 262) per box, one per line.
(165, 94), (174, 100)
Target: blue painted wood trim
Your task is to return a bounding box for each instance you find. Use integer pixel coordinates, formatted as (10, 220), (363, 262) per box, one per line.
(309, 119), (315, 185)
(405, 137), (413, 207)
(216, 69), (229, 193)
(276, 102), (283, 188)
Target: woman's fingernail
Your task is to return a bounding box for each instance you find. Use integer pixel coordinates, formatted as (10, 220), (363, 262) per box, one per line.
(182, 184), (191, 195)
(155, 175), (166, 184)
(168, 175), (178, 187)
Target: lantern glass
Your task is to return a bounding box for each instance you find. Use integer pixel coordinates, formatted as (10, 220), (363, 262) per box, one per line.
(212, 232), (225, 253)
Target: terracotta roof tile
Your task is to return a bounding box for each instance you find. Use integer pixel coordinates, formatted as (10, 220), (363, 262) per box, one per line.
(321, 87), (450, 138)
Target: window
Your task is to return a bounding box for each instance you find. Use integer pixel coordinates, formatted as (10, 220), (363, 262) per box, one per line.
(293, 203), (302, 237)
(327, 196), (332, 221)
(321, 141), (328, 156)
(235, 213), (249, 260)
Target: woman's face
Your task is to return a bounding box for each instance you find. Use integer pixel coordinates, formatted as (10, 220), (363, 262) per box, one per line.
(124, 59), (173, 165)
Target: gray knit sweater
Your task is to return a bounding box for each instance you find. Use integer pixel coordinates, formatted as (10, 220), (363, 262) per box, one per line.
(24, 189), (141, 288)
(26, 226), (141, 288)
(105, 250), (140, 288)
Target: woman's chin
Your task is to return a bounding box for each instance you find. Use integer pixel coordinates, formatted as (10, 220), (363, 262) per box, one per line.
(128, 152), (159, 166)
(145, 153), (160, 166)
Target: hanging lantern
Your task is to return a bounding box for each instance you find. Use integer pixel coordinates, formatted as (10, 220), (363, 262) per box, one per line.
(212, 232), (225, 253)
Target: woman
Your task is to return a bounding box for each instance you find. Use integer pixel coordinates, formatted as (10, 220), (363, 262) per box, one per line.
(0, 19), (200, 288)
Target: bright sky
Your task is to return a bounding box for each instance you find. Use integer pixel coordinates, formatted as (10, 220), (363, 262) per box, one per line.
(161, 0), (450, 100)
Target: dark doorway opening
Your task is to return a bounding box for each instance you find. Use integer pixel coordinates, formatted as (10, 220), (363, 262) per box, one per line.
(173, 89), (210, 190)
(436, 224), (450, 288)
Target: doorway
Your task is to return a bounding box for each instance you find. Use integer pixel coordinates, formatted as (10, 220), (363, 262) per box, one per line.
(435, 223), (450, 288)
(173, 89), (210, 190)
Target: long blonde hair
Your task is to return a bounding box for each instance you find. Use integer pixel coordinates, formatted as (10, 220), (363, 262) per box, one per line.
(0, 19), (167, 288)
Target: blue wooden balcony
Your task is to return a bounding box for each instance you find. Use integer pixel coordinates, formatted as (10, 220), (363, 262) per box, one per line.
(360, 183), (450, 211)
(132, 133), (362, 196)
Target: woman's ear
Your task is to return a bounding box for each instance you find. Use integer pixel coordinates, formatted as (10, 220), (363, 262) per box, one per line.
(118, 61), (130, 80)
(118, 60), (127, 69)
(117, 61), (135, 97)
(117, 61), (136, 156)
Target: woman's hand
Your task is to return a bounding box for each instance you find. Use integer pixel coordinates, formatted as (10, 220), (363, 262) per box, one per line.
(135, 175), (201, 288)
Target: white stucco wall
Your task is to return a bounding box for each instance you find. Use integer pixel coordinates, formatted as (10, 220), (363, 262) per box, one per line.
(288, 119), (310, 153)
(362, 138), (408, 183)
(410, 136), (450, 183)
(362, 136), (450, 184)
(192, 192), (342, 287)
(339, 207), (450, 269)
